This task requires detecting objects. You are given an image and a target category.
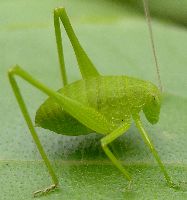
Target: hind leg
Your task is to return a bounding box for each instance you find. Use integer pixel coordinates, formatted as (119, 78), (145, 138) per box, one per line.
(8, 65), (112, 196)
(54, 7), (100, 83)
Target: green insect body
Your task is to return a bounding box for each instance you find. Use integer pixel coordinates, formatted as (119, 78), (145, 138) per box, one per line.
(8, 3), (179, 197)
(36, 76), (161, 136)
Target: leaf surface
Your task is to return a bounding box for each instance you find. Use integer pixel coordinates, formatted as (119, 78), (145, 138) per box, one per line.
(0, 0), (187, 199)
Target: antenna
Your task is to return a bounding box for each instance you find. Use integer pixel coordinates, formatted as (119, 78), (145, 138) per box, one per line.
(142, 0), (163, 92)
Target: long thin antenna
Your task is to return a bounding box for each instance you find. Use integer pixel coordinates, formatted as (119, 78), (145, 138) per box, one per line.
(142, 0), (163, 92)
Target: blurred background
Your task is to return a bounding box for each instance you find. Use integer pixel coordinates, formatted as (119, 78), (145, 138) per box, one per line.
(119, 0), (187, 27)
(0, 0), (187, 200)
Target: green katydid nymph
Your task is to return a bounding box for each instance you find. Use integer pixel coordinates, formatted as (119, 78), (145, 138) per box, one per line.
(8, 0), (180, 197)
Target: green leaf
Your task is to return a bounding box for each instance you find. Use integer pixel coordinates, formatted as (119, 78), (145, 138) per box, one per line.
(1, 0), (187, 199)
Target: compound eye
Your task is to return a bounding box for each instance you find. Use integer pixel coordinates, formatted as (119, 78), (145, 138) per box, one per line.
(151, 95), (156, 101)
(152, 95), (159, 105)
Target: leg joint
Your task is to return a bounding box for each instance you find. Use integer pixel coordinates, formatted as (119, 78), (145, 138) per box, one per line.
(8, 65), (20, 76)
(101, 139), (107, 148)
(54, 7), (65, 17)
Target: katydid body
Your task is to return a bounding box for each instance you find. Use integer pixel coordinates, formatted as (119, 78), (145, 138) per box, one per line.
(8, 3), (178, 197)
(36, 76), (160, 135)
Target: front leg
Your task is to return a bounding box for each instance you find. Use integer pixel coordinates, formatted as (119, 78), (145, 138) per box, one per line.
(101, 122), (131, 181)
(133, 115), (178, 189)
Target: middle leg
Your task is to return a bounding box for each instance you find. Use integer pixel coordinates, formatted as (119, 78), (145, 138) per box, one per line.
(101, 122), (131, 181)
